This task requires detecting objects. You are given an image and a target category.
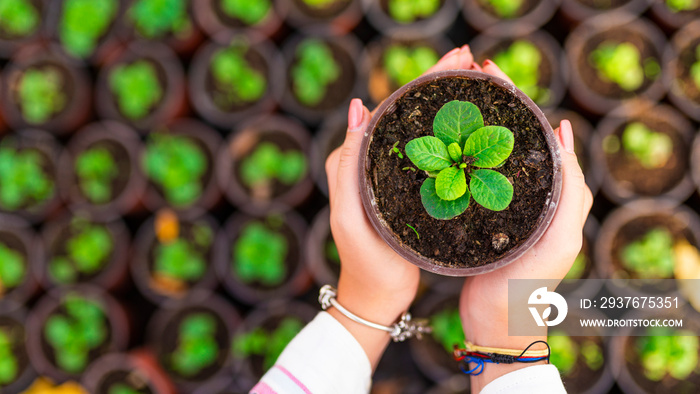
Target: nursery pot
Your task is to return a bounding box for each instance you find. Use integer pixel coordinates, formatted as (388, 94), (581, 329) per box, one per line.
(0, 304), (37, 393)
(286, 0), (363, 33)
(462, 0), (560, 37)
(557, 216), (604, 301)
(650, 0), (700, 31)
(363, 0), (458, 40)
(665, 20), (700, 122)
(0, 0), (45, 59)
(0, 214), (40, 309)
(192, 0), (288, 40)
(305, 205), (339, 287)
(310, 109), (347, 197)
(81, 352), (176, 394)
(560, 0), (651, 24)
(359, 70), (562, 276)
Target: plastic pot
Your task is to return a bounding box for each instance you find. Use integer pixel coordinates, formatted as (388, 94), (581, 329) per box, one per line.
(689, 132), (700, 199)
(558, 216), (603, 300)
(0, 304), (37, 393)
(665, 20), (700, 122)
(650, 0), (700, 31)
(0, 214), (40, 310)
(560, 0), (651, 24)
(192, 0), (288, 39)
(81, 352), (176, 394)
(0, 0), (46, 59)
(363, 0), (458, 39)
(287, 0), (363, 33)
(359, 70), (562, 276)
(462, 0), (560, 37)
(305, 205), (339, 287)
(310, 109), (347, 197)
(189, 30), (284, 129)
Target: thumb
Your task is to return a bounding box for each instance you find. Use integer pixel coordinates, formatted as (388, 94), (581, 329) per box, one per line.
(335, 98), (371, 200)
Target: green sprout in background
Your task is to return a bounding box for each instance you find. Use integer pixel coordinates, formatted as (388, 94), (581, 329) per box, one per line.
(109, 384), (142, 394)
(0, 243), (26, 293)
(232, 317), (304, 370)
(387, 0), (440, 23)
(233, 221), (287, 286)
(637, 326), (699, 381)
(240, 142), (307, 190)
(621, 122), (673, 169)
(0, 145), (55, 211)
(59, 0), (119, 59)
(666, 0), (700, 12)
(109, 60), (164, 121)
(0, 0), (39, 37)
(210, 40), (267, 108)
(430, 308), (465, 353)
(171, 313), (219, 377)
(383, 45), (438, 87)
(292, 39), (340, 107)
(494, 40), (550, 104)
(325, 239), (340, 265)
(143, 133), (207, 207)
(0, 328), (18, 385)
(154, 223), (212, 284)
(580, 339), (604, 371)
(590, 41), (660, 92)
(75, 147), (119, 204)
(17, 67), (67, 124)
(128, 0), (190, 39)
(620, 228), (675, 279)
(405, 100), (515, 220)
(549, 333), (578, 376)
(564, 252), (587, 280)
(44, 294), (108, 374)
(691, 45), (700, 90)
(480, 0), (523, 18)
(221, 0), (272, 26)
(48, 218), (114, 285)
(302, 0), (339, 9)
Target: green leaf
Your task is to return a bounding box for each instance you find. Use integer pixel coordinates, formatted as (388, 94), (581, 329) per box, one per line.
(419, 178), (470, 220)
(433, 100), (484, 147)
(470, 169), (513, 211)
(435, 166), (467, 201)
(0, 243), (26, 288)
(447, 142), (462, 163)
(405, 136), (452, 171)
(463, 126), (514, 168)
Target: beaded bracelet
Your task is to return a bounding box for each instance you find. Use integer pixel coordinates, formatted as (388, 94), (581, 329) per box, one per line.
(453, 340), (551, 375)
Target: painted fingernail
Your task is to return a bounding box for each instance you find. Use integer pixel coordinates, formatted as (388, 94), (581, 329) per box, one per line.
(483, 59), (494, 67)
(560, 119), (575, 154)
(348, 98), (364, 131)
(442, 47), (460, 59)
(471, 63), (483, 72)
(460, 44), (470, 51)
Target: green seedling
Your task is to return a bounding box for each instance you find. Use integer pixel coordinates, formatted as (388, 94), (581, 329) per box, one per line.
(44, 294), (108, 374)
(292, 39), (340, 107)
(59, 0), (118, 59)
(109, 60), (163, 121)
(233, 221), (287, 286)
(0, 329), (18, 385)
(17, 68), (67, 124)
(0, 145), (54, 211)
(388, 0), (440, 23)
(383, 45), (439, 87)
(0, 0), (39, 37)
(637, 326), (699, 381)
(171, 313), (219, 377)
(240, 142), (307, 190)
(128, 0), (190, 39)
(480, 0), (523, 18)
(430, 308), (465, 353)
(232, 317), (304, 370)
(389, 141), (404, 159)
(494, 40), (550, 103)
(325, 239), (340, 265)
(49, 218), (114, 284)
(590, 41), (660, 92)
(143, 133), (207, 207)
(75, 147), (119, 204)
(666, 0), (700, 12)
(620, 122), (673, 169)
(109, 384), (142, 394)
(565, 252), (587, 280)
(303, 0), (338, 8)
(221, 0), (272, 25)
(0, 243), (26, 291)
(210, 41), (267, 108)
(691, 45), (700, 90)
(154, 224), (212, 282)
(406, 224), (420, 239)
(620, 228), (675, 279)
(580, 339), (604, 371)
(405, 100), (515, 220)
(549, 332), (578, 376)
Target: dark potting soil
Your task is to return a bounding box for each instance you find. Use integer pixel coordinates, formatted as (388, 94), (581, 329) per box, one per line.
(480, 38), (553, 96)
(379, 0), (445, 22)
(0, 231), (28, 295)
(623, 335), (700, 393)
(576, 0), (631, 10)
(158, 307), (228, 382)
(605, 117), (687, 196)
(367, 77), (553, 268)
(205, 46), (269, 113)
(48, 222), (114, 284)
(0, 316), (29, 388)
(97, 369), (155, 394)
(578, 26), (660, 99)
(109, 59), (167, 121)
(74, 139), (131, 205)
(12, 63), (75, 124)
(676, 36), (700, 104)
(475, 0), (539, 19)
(560, 335), (606, 392)
(291, 0), (352, 19)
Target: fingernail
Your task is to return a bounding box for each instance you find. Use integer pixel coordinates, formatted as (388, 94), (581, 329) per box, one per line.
(348, 98), (364, 131)
(442, 47), (460, 59)
(460, 44), (470, 51)
(560, 119), (575, 154)
(471, 63), (483, 72)
(483, 59), (494, 67)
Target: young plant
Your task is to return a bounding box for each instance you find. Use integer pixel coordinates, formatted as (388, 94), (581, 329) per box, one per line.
(221, 0), (272, 26)
(302, 0), (339, 8)
(0, 145), (55, 211)
(590, 41), (660, 92)
(620, 122), (673, 169)
(153, 223), (212, 286)
(48, 218), (114, 284)
(666, 0), (699, 12)
(383, 45), (439, 87)
(405, 100), (515, 220)
(387, 0), (440, 23)
(0, 328), (19, 385)
(232, 317), (303, 370)
(17, 67), (67, 124)
(210, 41), (267, 108)
(128, 0), (190, 39)
(493, 40), (550, 103)
(691, 45), (700, 90)
(240, 142), (307, 192)
(637, 326), (699, 381)
(59, 0), (119, 59)
(549, 332), (578, 376)
(479, 0), (523, 18)
(143, 133), (207, 207)
(0, 0), (39, 37)
(233, 221), (287, 286)
(580, 339), (604, 371)
(430, 308), (465, 353)
(620, 228), (675, 279)
(291, 39), (340, 107)
(109, 60), (163, 121)
(75, 147), (119, 204)
(44, 294), (108, 374)
(109, 384), (142, 394)
(0, 243), (26, 294)
(171, 313), (219, 377)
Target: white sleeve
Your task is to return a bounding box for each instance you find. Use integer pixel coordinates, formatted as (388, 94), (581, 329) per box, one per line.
(480, 364), (566, 394)
(251, 311), (372, 394)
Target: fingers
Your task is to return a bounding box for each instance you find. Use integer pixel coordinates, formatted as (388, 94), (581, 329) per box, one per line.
(482, 59), (513, 84)
(425, 45), (474, 74)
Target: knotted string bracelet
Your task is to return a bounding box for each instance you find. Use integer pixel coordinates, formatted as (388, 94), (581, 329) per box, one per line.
(453, 340), (551, 376)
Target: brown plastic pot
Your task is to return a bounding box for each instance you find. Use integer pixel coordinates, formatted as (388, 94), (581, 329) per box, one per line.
(650, 1), (700, 31)
(81, 352), (176, 394)
(287, 0), (363, 33)
(565, 16), (667, 115)
(690, 131), (700, 199)
(462, 0), (560, 37)
(305, 205), (339, 287)
(217, 115), (314, 215)
(214, 210), (311, 305)
(0, 215), (41, 309)
(665, 20), (700, 122)
(192, 376), (253, 394)
(364, 0), (458, 39)
(558, 216), (603, 301)
(359, 70), (563, 276)
(591, 102), (695, 204)
(310, 109), (347, 197)
(189, 30), (284, 129)
(192, 0), (288, 39)
(96, 41), (187, 133)
(0, 304), (37, 393)
(0, 0), (46, 59)
(560, 0), (651, 24)
(26, 284), (129, 383)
